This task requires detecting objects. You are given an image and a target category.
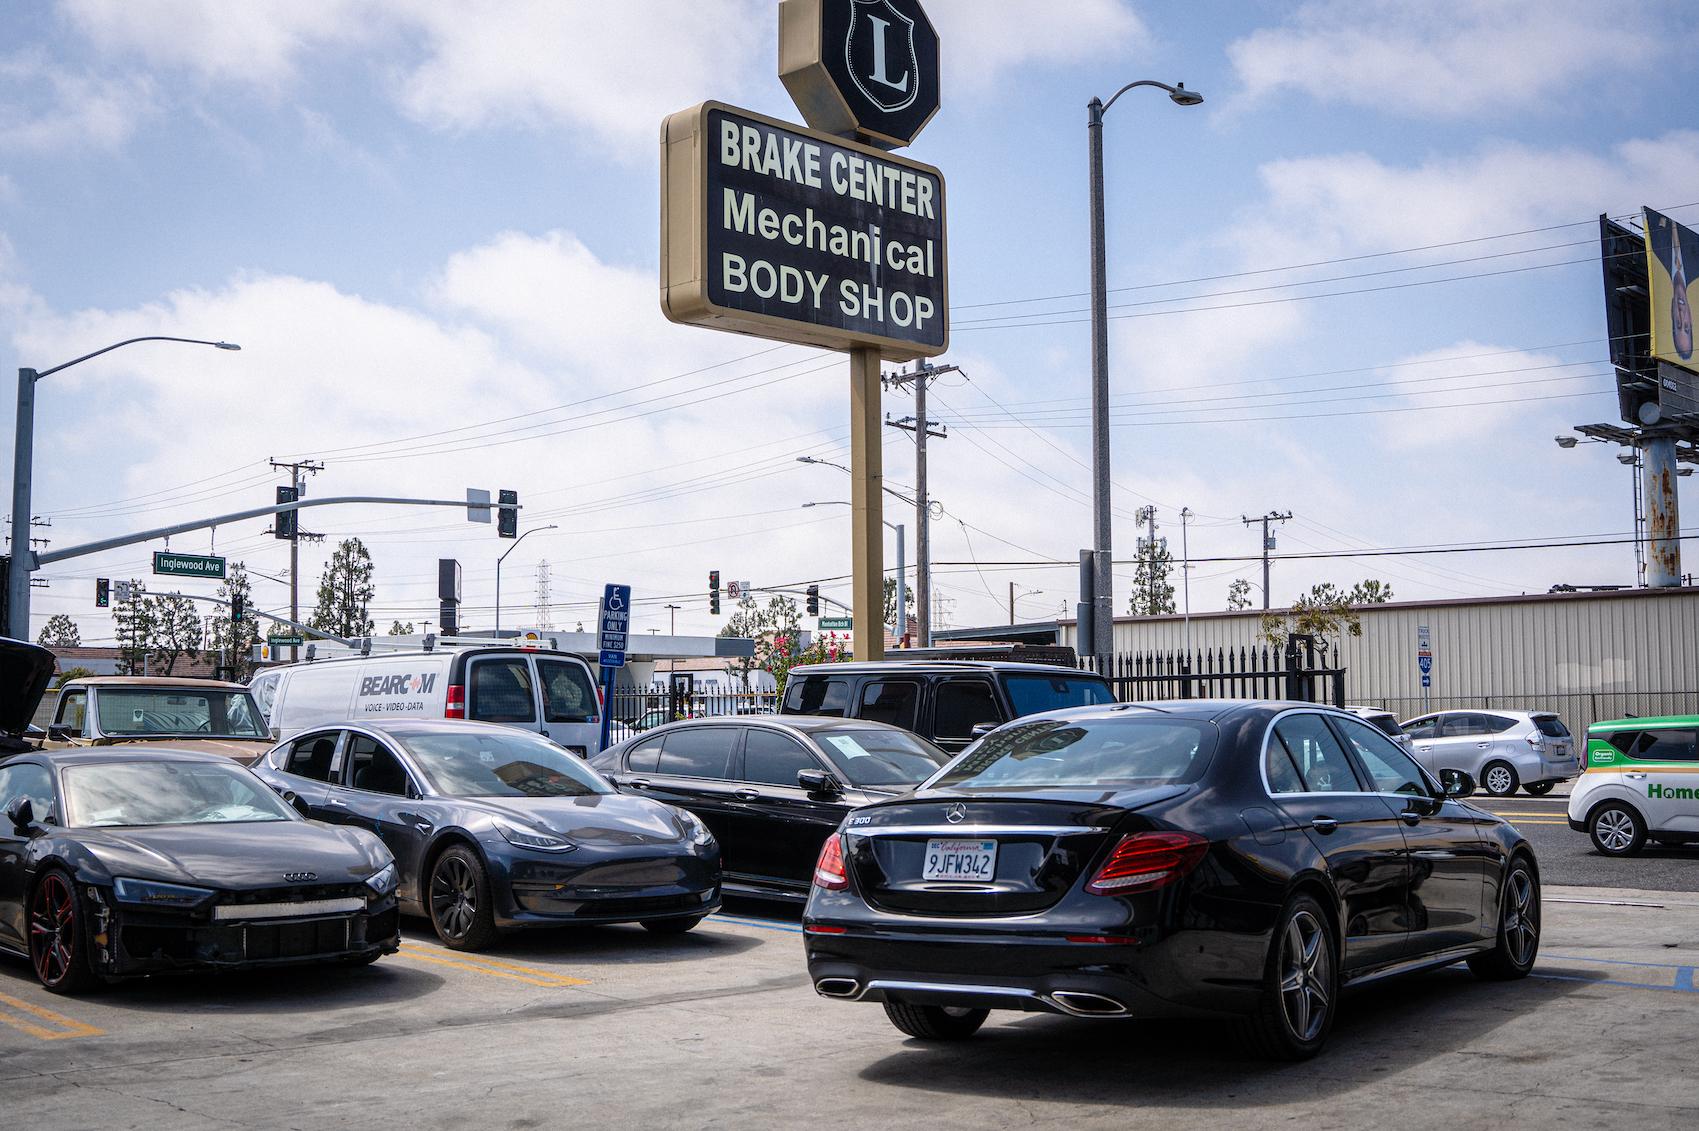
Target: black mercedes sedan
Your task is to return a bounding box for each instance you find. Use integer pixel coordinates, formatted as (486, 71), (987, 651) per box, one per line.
(0, 749), (400, 993)
(803, 701), (1541, 1060)
(592, 716), (950, 902)
(253, 720), (721, 949)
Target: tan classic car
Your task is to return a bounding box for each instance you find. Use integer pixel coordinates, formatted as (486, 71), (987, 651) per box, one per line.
(46, 677), (273, 765)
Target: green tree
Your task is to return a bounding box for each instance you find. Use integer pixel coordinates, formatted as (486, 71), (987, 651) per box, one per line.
(148, 593), (203, 675)
(883, 577), (915, 633)
(208, 562), (258, 681)
(113, 580), (154, 675)
(311, 537), (376, 638)
(55, 665), (94, 688)
(388, 620), (415, 635)
(718, 594), (802, 683)
(1259, 579), (1392, 649)
(1226, 578), (1254, 610)
(37, 614), (80, 647)
(1349, 579), (1395, 604)
(1128, 537), (1176, 616)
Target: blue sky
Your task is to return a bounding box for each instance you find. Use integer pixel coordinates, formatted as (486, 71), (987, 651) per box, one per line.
(3, 0), (1697, 645)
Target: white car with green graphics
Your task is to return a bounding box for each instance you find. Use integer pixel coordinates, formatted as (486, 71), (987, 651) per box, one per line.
(1569, 715), (1699, 856)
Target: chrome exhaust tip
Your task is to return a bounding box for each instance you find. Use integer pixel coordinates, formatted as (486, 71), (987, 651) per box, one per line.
(814, 977), (861, 999)
(1047, 990), (1130, 1017)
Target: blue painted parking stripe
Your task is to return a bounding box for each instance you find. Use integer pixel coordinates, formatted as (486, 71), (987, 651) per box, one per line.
(1543, 953), (1695, 970)
(1676, 967), (1695, 992)
(1533, 972), (1699, 994)
(714, 914), (805, 934)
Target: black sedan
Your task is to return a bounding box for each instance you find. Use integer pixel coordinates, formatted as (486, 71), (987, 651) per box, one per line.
(592, 717), (950, 902)
(803, 701), (1540, 1060)
(254, 720), (720, 949)
(0, 749), (400, 993)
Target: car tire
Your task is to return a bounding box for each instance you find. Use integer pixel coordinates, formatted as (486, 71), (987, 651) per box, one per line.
(1467, 854), (1540, 981)
(641, 915), (705, 936)
(883, 1001), (988, 1040)
(1234, 893), (1336, 1061)
(428, 845), (499, 951)
(29, 869), (99, 995)
(1589, 803), (1646, 857)
(1524, 782), (1555, 797)
(1481, 761), (1520, 797)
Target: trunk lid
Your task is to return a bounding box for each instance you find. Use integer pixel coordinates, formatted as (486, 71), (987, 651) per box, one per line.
(842, 787), (1186, 916)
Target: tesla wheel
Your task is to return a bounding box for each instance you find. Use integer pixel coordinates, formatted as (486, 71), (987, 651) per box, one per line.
(883, 1001), (989, 1041)
(641, 915), (705, 935)
(1468, 856), (1540, 980)
(1482, 761), (1520, 797)
(1589, 803), (1646, 857)
(1524, 782), (1555, 797)
(1236, 893), (1336, 1061)
(428, 846), (498, 951)
(29, 869), (97, 995)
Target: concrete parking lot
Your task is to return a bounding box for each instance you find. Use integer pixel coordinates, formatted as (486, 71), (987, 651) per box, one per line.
(4, 875), (1697, 1130)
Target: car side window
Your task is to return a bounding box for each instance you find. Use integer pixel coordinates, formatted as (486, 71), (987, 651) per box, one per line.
(1439, 713), (1481, 738)
(655, 728), (738, 779)
(859, 680), (921, 731)
(1634, 729), (1699, 762)
(469, 659), (537, 724)
(1271, 714), (1364, 793)
(55, 690), (89, 736)
(1265, 735), (1306, 794)
(792, 677), (851, 717)
(741, 729), (821, 788)
(284, 732), (341, 782)
(1332, 715), (1428, 795)
(1605, 731), (1641, 754)
(933, 680), (1002, 741)
(1481, 714), (1519, 734)
(1402, 715), (1437, 740)
(346, 735), (413, 796)
(0, 763), (56, 825)
(626, 735), (665, 772)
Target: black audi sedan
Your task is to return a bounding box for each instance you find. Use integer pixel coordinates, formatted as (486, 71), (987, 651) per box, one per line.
(592, 716), (950, 902)
(0, 748), (400, 993)
(803, 701), (1540, 1060)
(253, 720), (721, 949)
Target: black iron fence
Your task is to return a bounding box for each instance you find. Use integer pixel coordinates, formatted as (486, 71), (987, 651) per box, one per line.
(1081, 635), (1346, 708)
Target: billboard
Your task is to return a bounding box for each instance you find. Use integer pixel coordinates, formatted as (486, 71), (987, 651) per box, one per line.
(1644, 207), (1697, 372)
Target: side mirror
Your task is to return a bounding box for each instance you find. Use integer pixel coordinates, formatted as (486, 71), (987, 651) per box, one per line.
(1440, 768), (1476, 799)
(797, 768), (842, 796)
(7, 797), (37, 835)
(46, 724), (71, 741)
(281, 790), (311, 816)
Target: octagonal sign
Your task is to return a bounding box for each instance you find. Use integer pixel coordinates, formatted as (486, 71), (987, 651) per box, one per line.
(780, 0), (940, 149)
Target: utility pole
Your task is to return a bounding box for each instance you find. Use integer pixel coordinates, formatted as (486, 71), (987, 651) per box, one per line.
(885, 359), (956, 647)
(1242, 511), (1292, 610)
(270, 458), (323, 662)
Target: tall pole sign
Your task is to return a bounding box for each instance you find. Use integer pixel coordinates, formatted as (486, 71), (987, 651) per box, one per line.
(661, 0), (946, 663)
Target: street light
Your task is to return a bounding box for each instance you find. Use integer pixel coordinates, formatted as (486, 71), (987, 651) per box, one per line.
(801, 501), (907, 644)
(1009, 584), (1044, 624)
(1086, 78), (1202, 665)
(495, 524), (558, 633)
(8, 336), (240, 638)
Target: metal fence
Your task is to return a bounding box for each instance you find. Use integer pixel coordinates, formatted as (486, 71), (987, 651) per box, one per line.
(607, 686), (778, 726)
(1081, 636), (1346, 708)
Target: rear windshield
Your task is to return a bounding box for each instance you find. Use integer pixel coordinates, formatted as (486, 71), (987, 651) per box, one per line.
(1001, 674), (1116, 717)
(1534, 716), (1571, 738)
(813, 728), (949, 787)
(1361, 713), (1403, 737)
(95, 689), (268, 738)
(931, 717), (1214, 791)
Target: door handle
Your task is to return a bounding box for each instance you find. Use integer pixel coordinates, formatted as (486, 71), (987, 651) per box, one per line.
(733, 788), (761, 801)
(625, 778), (651, 789)
(1626, 772), (1647, 780)
(1475, 742), (1490, 749)
(1310, 817), (1339, 833)
(324, 796), (348, 808)
(398, 812), (434, 833)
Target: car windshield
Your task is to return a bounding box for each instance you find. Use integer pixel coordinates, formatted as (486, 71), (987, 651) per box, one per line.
(94, 688), (267, 738)
(932, 717), (1214, 790)
(812, 728), (949, 787)
(63, 761), (294, 827)
(401, 731), (611, 797)
(1001, 674), (1116, 716)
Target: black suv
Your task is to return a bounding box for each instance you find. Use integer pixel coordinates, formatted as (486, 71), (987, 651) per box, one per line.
(779, 661), (1115, 752)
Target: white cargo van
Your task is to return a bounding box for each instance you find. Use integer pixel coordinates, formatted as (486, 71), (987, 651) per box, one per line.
(250, 646), (603, 754)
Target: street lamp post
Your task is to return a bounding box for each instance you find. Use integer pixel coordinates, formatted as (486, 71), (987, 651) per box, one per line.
(801, 501), (905, 647)
(494, 524), (558, 633)
(1086, 80), (1201, 666)
(7, 336), (240, 639)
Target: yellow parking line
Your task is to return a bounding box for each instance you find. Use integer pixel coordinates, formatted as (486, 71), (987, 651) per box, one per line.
(0, 990), (105, 1041)
(394, 944), (589, 988)
(1500, 819), (1572, 825)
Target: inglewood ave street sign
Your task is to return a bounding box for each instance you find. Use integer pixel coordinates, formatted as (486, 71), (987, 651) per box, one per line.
(660, 101), (947, 361)
(153, 551), (226, 580)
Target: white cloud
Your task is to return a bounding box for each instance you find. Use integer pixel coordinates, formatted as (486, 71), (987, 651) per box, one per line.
(927, 0), (1149, 93)
(0, 50), (156, 151)
(1227, 0), (1669, 118)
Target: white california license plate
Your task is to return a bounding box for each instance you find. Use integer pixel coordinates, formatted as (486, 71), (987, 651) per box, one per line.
(922, 838), (997, 882)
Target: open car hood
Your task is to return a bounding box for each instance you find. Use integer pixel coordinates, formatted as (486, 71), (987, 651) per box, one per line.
(0, 636), (56, 738)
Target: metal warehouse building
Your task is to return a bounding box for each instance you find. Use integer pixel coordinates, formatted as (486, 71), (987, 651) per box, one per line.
(1047, 586), (1699, 736)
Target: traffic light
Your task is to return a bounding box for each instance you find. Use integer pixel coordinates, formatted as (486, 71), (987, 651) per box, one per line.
(498, 489), (518, 538)
(708, 570), (721, 614)
(806, 584), (820, 615)
(275, 485), (298, 539)
(231, 593), (245, 623)
(96, 578), (110, 608)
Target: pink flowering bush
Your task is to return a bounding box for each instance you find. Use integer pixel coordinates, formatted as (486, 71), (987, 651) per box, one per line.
(762, 630), (850, 697)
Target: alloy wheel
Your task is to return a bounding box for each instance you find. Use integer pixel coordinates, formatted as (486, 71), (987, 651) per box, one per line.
(1484, 764), (1516, 795)
(29, 873), (77, 987)
(431, 856), (477, 940)
(1594, 809), (1637, 853)
(1279, 909), (1331, 1042)
(1502, 866), (1539, 967)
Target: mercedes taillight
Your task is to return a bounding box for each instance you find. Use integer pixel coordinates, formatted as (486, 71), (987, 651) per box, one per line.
(1085, 831), (1209, 895)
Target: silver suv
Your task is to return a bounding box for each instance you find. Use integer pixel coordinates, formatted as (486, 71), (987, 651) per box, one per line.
(1399, 709), (1578, 797)
(1344, 706), (1415, 755)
